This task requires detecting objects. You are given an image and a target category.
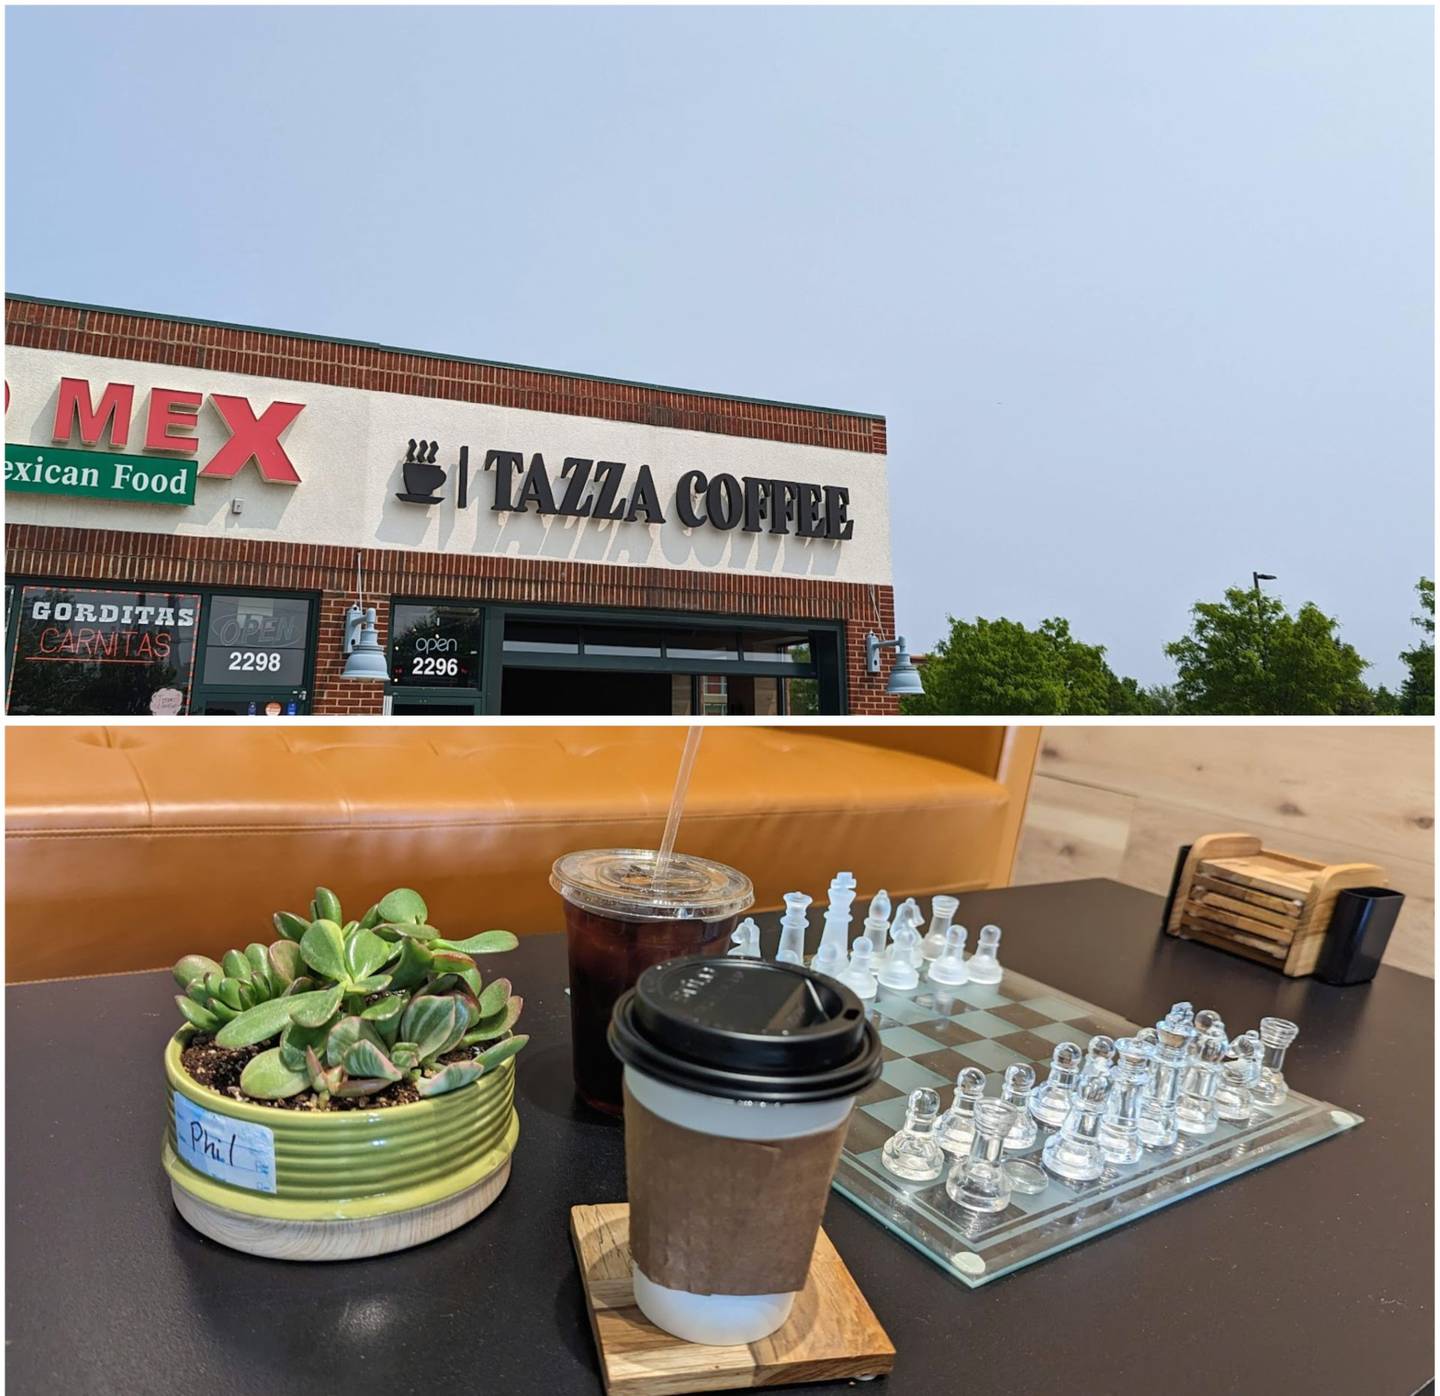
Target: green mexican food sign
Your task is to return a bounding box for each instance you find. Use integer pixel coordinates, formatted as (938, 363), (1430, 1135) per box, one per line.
(5, 443), (197, 505)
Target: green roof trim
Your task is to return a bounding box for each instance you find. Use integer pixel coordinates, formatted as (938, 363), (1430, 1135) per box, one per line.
(5, 292), (884, 423)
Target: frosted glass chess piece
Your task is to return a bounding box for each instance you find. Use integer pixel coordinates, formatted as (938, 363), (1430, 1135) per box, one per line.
(1042, 1074), (1111, 1184)
(882, 1088), (946, 1182)
(946, 1100), (1019, 1213)
(809, 880), (855, 980)
(1098, 1037), (1153, 1166)
(775, 892), (811, 966)
(1030, 1042), (1084, 1128)
(839, 937), (878, 1001)
(1176, 1030), (1228, 1136)
(1215, 1033), (1262, 1124)
(937, 1067), (988, 1156)
(966, 925), (1004, 985)
(864, 891), (892, 959)
(1139, 1017), (1194, 1150)
(727, 918), (761, 959)
(901, 901), (928, 968)
(1079, 1034), (1117, 1084)
(886, 899), (922, 967)
(926, 926), (970, 986)
(1252, 1017), (1299, 1111)
(922, 895), (960, 962)
(876, 922), (921, 992)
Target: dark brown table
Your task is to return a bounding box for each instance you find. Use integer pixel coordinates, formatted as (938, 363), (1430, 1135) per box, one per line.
(6, 880), (1433, 1395)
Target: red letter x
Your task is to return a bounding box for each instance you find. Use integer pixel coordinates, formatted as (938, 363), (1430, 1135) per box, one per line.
(202, 396), (305, 483)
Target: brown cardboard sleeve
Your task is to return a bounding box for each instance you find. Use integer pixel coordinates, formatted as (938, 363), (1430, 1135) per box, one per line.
(624, 1084), (853, 1296)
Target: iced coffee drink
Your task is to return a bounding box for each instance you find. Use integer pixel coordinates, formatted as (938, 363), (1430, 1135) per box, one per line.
(551, 849), (753, 1115)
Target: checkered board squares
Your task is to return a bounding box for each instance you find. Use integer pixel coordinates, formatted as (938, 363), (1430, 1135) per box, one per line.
(836, 967), (1362, 1289)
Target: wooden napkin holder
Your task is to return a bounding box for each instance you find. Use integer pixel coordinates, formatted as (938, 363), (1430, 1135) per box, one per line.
(1163, 832), (1386, 977)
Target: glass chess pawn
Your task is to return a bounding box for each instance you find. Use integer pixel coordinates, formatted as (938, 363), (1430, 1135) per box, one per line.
(937, 1067), (988, 1155)
(946, 1099), (1019, 1213)
(1041, 1074), (1111, 1183)
(1215, 1032), (1262, 1124)
(998, 1062), (1046, 1195)
(882, 1088), (946, 1182)
(965, 924), (1004, 985)
(1030, 1041), (1084, 1128)
(1252, 1017), (1299, 1110)
(1079, 1034), (1118, 1084)
(1097, 1036), (1153, 1166)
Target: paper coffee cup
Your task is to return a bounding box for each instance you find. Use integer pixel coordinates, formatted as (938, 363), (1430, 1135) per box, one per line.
(551, 849), (752, 1115)
(609, 957), (882, 1345)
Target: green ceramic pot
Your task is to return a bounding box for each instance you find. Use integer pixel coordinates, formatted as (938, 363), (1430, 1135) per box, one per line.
(162, 1028), (519, 1259)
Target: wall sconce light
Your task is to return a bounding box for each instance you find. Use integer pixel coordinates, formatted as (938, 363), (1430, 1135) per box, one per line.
(341, 553), (390, 682)
(866, 632), (925, 696)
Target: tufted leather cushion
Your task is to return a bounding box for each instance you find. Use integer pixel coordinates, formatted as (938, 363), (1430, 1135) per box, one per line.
(5, 726), (1036, 980)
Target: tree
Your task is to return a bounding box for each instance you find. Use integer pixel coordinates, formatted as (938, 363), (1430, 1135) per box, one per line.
(1398, 577), (1434, 716)
(1163, 586), (1370, 715)
(903, 616), (1131, 715)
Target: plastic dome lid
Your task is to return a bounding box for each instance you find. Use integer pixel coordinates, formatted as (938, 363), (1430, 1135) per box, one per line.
(550, 848), (753, 923)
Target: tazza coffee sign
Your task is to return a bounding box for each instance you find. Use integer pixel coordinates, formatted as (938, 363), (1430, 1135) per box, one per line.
(396, 439), (855, 540)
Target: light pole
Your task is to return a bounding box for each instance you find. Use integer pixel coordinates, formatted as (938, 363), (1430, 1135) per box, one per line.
(1252, 572), (1277, 685)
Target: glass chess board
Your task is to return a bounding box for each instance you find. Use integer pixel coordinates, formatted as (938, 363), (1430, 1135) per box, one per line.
(832, 968), (1363, 1288)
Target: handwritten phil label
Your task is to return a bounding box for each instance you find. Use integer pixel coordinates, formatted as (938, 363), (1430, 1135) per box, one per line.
(173, 1092), (277, 1194)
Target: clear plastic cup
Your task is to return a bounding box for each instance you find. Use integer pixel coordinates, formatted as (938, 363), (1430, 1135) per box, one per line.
(550, 849), (753, 1115)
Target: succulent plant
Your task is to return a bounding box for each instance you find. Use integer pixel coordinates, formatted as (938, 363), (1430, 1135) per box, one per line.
(174, 886), (527, 1107)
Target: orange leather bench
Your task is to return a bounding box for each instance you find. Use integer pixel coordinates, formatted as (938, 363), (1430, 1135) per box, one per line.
(4, 725), (1038, 981)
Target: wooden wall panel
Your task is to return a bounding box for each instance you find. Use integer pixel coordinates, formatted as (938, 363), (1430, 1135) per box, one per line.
(1015, 727), (1434, 979)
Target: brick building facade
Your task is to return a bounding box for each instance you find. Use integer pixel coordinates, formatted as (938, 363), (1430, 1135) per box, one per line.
(4, 295), (899, 716)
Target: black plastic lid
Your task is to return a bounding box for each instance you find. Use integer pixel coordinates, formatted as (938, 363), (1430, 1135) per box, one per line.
(608, 956), (882, 1104)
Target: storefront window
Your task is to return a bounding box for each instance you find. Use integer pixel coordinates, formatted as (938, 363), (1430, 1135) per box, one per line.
(391, 604), (484, 689)
(201, 594), (312, 689)
(503, 619), (580, 655)
(6, 584), (201, 715)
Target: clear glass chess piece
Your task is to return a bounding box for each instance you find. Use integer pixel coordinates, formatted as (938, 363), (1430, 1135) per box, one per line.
(1167, 1002), (1195, 1026)
(965, 924), (1004, 985)
(1030, 1041), (1084, 1128)
(1176, 1030), (1227, 1136)
(1080, 1034), (1117, 1083)
(922, 895), (960, 962)
(882, 1088), (946, 1182)
(1252, 1017), (1299, 1110)
(727, 918), (761, 958)
(1098, 1037), (1153, 1166)
(1000, 1063), (1039, 1151)
(839, 936), (878, 1001)
(926, 925), (970, 986)
(997, 1063), (1047, 1192)
(1139, 1018), (1194, 1150)
(864, 891), (891, 958)
(775, 892), (811, 965)
(937, 1067), (988, 1155)
(1193, 1008), (1225, 1037)
(1215, 1033), (1262, 1124)
(946, 1100), (1019, 1212)
(1135, 1025), (1160, 1050)
(1042, 1075), (1111, 1183)
(876, 923), (921, 992)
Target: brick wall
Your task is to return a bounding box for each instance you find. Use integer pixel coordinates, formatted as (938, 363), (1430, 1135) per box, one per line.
(5, 296), (887, 455)
(6, 525), (902, 714)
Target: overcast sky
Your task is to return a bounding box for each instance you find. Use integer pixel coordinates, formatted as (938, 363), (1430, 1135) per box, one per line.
(7, 6), (1432, 686)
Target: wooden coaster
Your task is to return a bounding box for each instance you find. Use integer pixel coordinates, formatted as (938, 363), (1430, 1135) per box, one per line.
(570, 1204), (895, 1395)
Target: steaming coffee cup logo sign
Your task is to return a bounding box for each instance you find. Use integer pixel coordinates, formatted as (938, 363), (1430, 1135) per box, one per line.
(395, 438), (445, 504)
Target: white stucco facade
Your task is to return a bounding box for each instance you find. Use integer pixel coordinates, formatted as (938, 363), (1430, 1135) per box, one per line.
(4, 347), (892, 587)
